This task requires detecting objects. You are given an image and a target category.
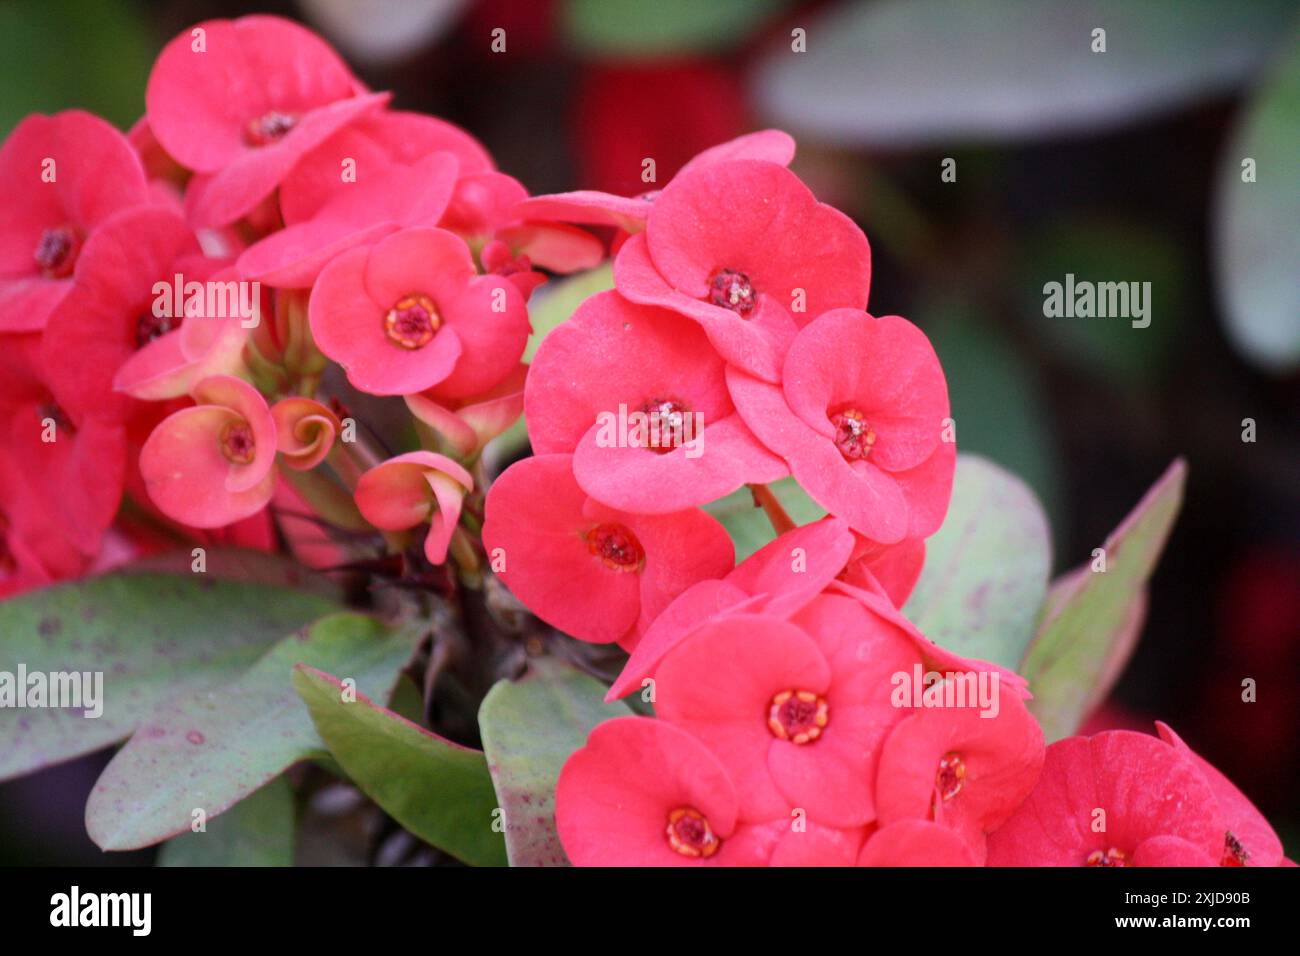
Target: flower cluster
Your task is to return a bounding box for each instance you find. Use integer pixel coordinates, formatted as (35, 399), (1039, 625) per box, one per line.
(0, 14), (597, 592)
(0, 14), (1285, 870)
(483, 137), (1286, 868)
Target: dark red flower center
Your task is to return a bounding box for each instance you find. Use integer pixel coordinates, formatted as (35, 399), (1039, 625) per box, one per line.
(219, 421), (256, 464)
(665, 806), (720, 859)
(767, 689), (829, 744)
(830, 407), (877, 461)
(244, 110), (299, 147)
(384, 294), (440, 350)
(636, 397), (692, 453)
(936, 752), (966, 801)
(136, 312), (179, 348)
(34, 226), (81, 279)
(1085, 847), (1130, 867)
(1221, 830), (1249, 867)
(707, 268), (756, 316)
(584, 523), (645, 572)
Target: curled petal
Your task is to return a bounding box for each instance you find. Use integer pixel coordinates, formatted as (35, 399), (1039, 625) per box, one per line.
(271, 397), (340, 470)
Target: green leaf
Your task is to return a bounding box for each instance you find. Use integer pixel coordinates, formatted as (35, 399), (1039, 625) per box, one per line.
(156, 775), (294, 867)
(0, 572), (338, 782)
(561, 0), (787, 57)
(704, 477), (827, 562)
(522, 262), (613, 364)
(293, 665), (506, 867)
(84, 612), (418, 851)
(1214, 26), (1300, 372)
(478, 658), (628, 866)
(121, 547), (345, 601)
(1021, 459), (1186, 741)
(903, 455), (1051, 669)
(754, 0), (1296, 145)
(0, 0), (153, 132)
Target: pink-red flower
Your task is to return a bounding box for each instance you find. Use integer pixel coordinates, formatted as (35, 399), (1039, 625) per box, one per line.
(0, 111), (149, 332)
(354, 452), (473, 564)
(481, 454), (734, 645)
(651, 596), (923, 828)
(1155, 722), (1283, 867)
(729, 309), (954, 544)
(139, 375), (277, 528)
(525, 289), (785, 512)
(555, 715), (863, 866)
(614, 159), (870, 382)
(146, 14), (386, 227)
(308, 226), (529, 397)
(873, 690), (1044, 862)
(41, 205), (213, 424)
(986, 728), (1224, 866)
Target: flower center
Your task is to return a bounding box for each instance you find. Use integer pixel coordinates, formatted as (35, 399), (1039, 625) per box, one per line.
(830, 407), (876, 461)
(244, 110), (299, 146)
(707, 268), (756, 316)
(219, 421), (256, 464)
(767, 689), (829, 744)
(665, 807), (720, 859)
(1085, 847), (1130, 867)
(1221, 830), (1249, 867)
(136, 312), (179, 348)
(636, 397), (692, 453)
(584, 523), (645, 572)
(936, 752), (966, 801)
(34, 226), (81, 278)
(384, 294), (440, 350)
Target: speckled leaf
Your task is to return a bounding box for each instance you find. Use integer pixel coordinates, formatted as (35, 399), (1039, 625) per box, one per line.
(903, 455), (1051, 669)
(1021, 460), (1186, 741)
(478, 658), (628, 866)
(85, 612), (418, 851)
(156, 774), (294, 867)
(0, 573), (337, 782)
(294, 666), (506, 867)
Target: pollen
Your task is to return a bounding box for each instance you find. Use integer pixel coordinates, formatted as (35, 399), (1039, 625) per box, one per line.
(768, 689), (829, 744)
(244, 110), (299, 146)
(936, 752), (966, 801)
(829, 407), (876, 461)
(665, 806), (720, 858)
(1085, 847), (1130, 867)
(383, 294), (440, 350)
(637, 397), (691, 453)
(707, 268), (756, 316)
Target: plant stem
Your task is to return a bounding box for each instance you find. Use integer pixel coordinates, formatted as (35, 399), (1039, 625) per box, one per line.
(749, 483), (795, 536)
